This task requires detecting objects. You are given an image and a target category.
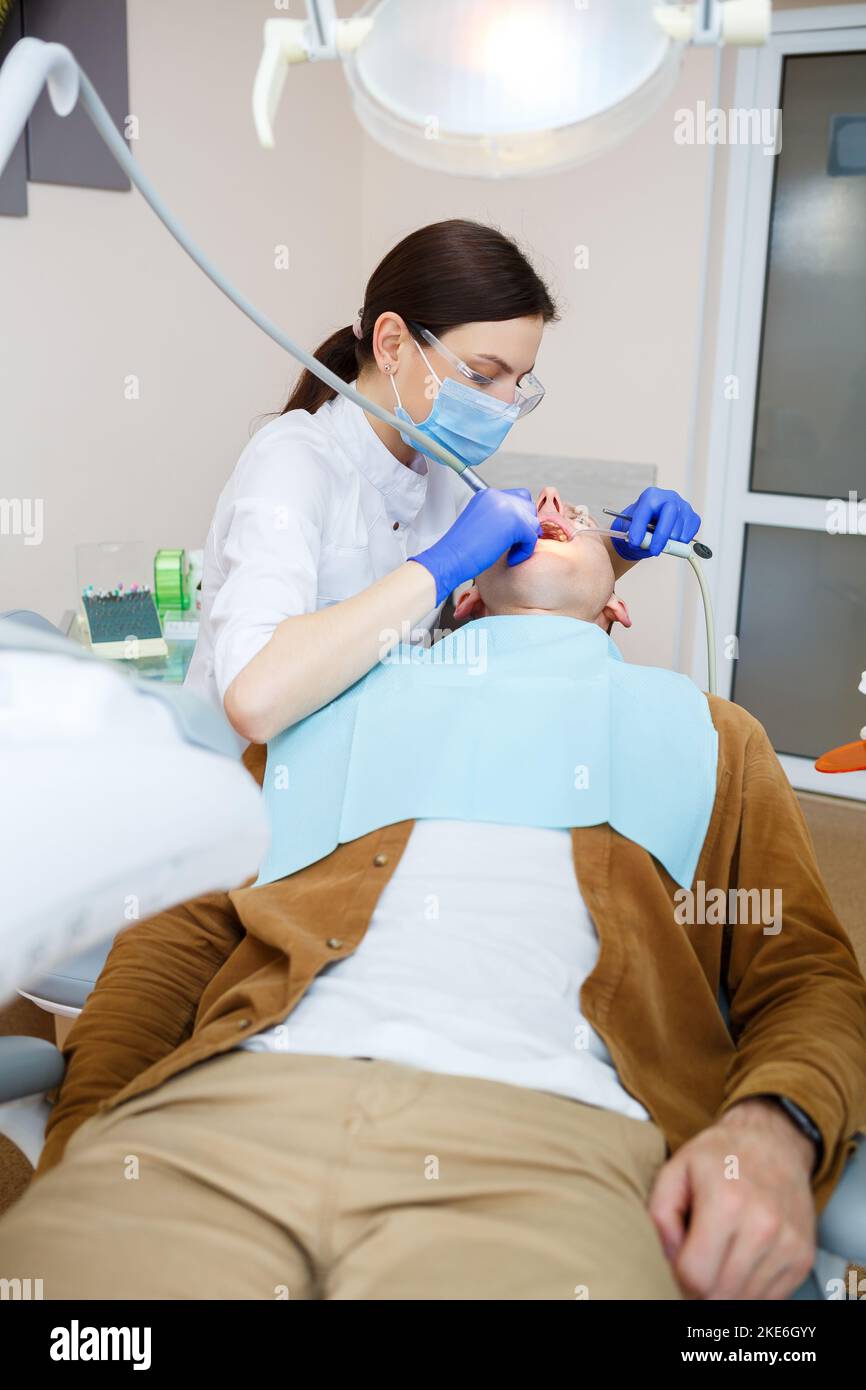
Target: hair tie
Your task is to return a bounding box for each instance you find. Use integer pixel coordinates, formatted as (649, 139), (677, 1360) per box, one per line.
(352, 307), (364, 340)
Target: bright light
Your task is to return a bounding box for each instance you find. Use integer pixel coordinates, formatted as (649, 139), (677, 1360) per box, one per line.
(344, 0), (685, 178)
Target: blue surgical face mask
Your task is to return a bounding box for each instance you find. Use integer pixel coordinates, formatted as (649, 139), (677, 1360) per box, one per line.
(388, 338), (520, 468)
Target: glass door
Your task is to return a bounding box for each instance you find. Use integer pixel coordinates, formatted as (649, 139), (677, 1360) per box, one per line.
(703, 12), (866, 800)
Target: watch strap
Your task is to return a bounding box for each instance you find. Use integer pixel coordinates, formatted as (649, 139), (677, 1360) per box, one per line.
(767, 1094), (824, 1174)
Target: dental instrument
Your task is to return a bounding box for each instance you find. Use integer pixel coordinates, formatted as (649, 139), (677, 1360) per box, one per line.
(601, 509), (714, 560)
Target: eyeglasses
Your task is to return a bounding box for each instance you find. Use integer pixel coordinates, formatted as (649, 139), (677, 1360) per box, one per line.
(407, 321), (545, 417)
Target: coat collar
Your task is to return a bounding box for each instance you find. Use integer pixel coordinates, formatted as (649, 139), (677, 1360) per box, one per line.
(330, 385), (430, 526)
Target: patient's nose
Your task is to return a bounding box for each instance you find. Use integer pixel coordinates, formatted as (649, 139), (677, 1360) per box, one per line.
(537, 486), (564, 517)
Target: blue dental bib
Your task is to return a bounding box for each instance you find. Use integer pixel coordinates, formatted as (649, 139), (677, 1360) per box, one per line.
(256, 616), (718, 891)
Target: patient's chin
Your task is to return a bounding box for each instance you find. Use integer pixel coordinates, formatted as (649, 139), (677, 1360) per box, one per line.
(496, 561), (583, 611)
(520, 544), (587, 586)
(492, 544), (610, 616)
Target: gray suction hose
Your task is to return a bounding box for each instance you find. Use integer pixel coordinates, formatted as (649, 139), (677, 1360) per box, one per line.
(72, 63), (487, 492)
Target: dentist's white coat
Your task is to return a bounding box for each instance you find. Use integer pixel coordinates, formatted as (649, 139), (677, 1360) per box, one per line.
(185, 384), (466, 743)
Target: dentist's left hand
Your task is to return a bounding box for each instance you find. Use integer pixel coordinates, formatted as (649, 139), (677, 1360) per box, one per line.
(410, 488), (542, 606)
(611, 487), (701, 561)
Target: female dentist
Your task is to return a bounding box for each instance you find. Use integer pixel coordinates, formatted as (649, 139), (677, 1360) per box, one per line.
(185, 219), (700, 746)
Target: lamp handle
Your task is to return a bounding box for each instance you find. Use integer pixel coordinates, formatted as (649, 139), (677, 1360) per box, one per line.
(252, 8), (375, 150)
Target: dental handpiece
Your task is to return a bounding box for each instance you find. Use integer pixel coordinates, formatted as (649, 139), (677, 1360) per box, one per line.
(634, 533), (713, 560)
(600, 509), (712, 560)
(458, 465), (488, 494)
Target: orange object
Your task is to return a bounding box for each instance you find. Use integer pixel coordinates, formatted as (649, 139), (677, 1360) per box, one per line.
(815, 740), (866, 774)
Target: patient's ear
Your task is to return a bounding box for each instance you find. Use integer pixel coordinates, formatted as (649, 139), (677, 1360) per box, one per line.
(453, 583), (486, 623)
(601, 593), (631, 631)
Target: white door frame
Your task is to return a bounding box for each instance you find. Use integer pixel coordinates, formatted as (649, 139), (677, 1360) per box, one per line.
(692, 3), (866, 801)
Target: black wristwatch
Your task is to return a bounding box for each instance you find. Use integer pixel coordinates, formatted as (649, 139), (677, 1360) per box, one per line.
(766, 1095), (824, 1173)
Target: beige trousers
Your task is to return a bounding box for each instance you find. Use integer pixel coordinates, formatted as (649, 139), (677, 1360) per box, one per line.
(0, 1050), (682, 1300)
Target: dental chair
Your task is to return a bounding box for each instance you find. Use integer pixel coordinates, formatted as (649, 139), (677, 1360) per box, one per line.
(0, 614), (863, 1299)
(2, 964), (863, 1300)
(0, 604), (268, 1212)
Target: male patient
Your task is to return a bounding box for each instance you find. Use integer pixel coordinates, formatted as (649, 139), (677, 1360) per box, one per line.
(2, 486), (866, 1302)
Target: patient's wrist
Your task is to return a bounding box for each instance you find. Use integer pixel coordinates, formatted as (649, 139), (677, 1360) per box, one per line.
(721, 1097), (818, 1176)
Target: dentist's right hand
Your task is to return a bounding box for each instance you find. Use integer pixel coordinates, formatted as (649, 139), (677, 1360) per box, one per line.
(409, 488), (541, 606)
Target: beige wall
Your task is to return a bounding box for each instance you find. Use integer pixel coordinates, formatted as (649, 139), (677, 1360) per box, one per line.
(1, 0), (362, 623)
(2, 0), (859, 673)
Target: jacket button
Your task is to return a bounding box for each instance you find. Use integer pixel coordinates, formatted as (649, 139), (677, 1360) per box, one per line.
(373, 853), (388, 867)
(326, 937), (343, 949)
(392, 521), (399, 531)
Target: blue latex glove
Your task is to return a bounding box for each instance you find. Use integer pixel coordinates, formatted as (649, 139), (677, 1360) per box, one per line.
(610, 487), (701, 561)
(410, 488), (541, 606)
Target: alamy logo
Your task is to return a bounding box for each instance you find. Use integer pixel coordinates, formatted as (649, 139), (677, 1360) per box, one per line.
(49, 1320), (152, 1370)
(674, 881), (782, 935)
(0, 497), (43, 545)
(0, 1277), (43, 1299)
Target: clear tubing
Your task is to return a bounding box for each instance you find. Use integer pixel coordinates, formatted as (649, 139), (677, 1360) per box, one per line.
(687, 550), (717, 696)
(629, 534), (717, 693)
(581, 528), (718, 695)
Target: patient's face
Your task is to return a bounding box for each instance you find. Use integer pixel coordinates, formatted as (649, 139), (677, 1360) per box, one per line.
(454, 486), (631, 631)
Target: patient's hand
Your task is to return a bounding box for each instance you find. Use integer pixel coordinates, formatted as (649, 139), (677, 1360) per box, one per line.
(647, 1098), (816, 1299)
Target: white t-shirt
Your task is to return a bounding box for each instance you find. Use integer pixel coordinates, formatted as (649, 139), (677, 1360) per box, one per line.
(239, 819), (651, 1125)
(184, 387), (466, 744)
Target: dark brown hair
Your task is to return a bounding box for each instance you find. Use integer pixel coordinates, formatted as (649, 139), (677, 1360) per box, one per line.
(280, 219), (559, 416)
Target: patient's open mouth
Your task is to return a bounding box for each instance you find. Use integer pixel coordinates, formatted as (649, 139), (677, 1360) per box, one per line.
(538, 519), (572, 543)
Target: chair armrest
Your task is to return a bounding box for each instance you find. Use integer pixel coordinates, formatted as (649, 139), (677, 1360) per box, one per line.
(0, 1036), (66, 1102)
(818, 1133), (866, 1266)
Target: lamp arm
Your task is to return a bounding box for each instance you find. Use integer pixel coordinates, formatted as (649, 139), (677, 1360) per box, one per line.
(654, 0), (771, 46)
(252, 7), (375, 149)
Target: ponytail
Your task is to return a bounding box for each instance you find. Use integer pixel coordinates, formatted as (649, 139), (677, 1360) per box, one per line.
(281, 324), (361, 415)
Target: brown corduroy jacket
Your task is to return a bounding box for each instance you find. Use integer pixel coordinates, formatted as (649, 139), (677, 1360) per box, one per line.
(36, 695), (866, 1214)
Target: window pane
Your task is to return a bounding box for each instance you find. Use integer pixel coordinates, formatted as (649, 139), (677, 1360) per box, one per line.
(751, 52), (866, 500)
(731, 524), (866, 758)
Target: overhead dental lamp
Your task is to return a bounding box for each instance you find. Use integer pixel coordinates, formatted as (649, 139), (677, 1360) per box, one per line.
(253, 0), (772, 178)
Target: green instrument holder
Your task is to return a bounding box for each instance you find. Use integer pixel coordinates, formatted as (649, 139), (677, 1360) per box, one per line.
(153, 548), (189, 616)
